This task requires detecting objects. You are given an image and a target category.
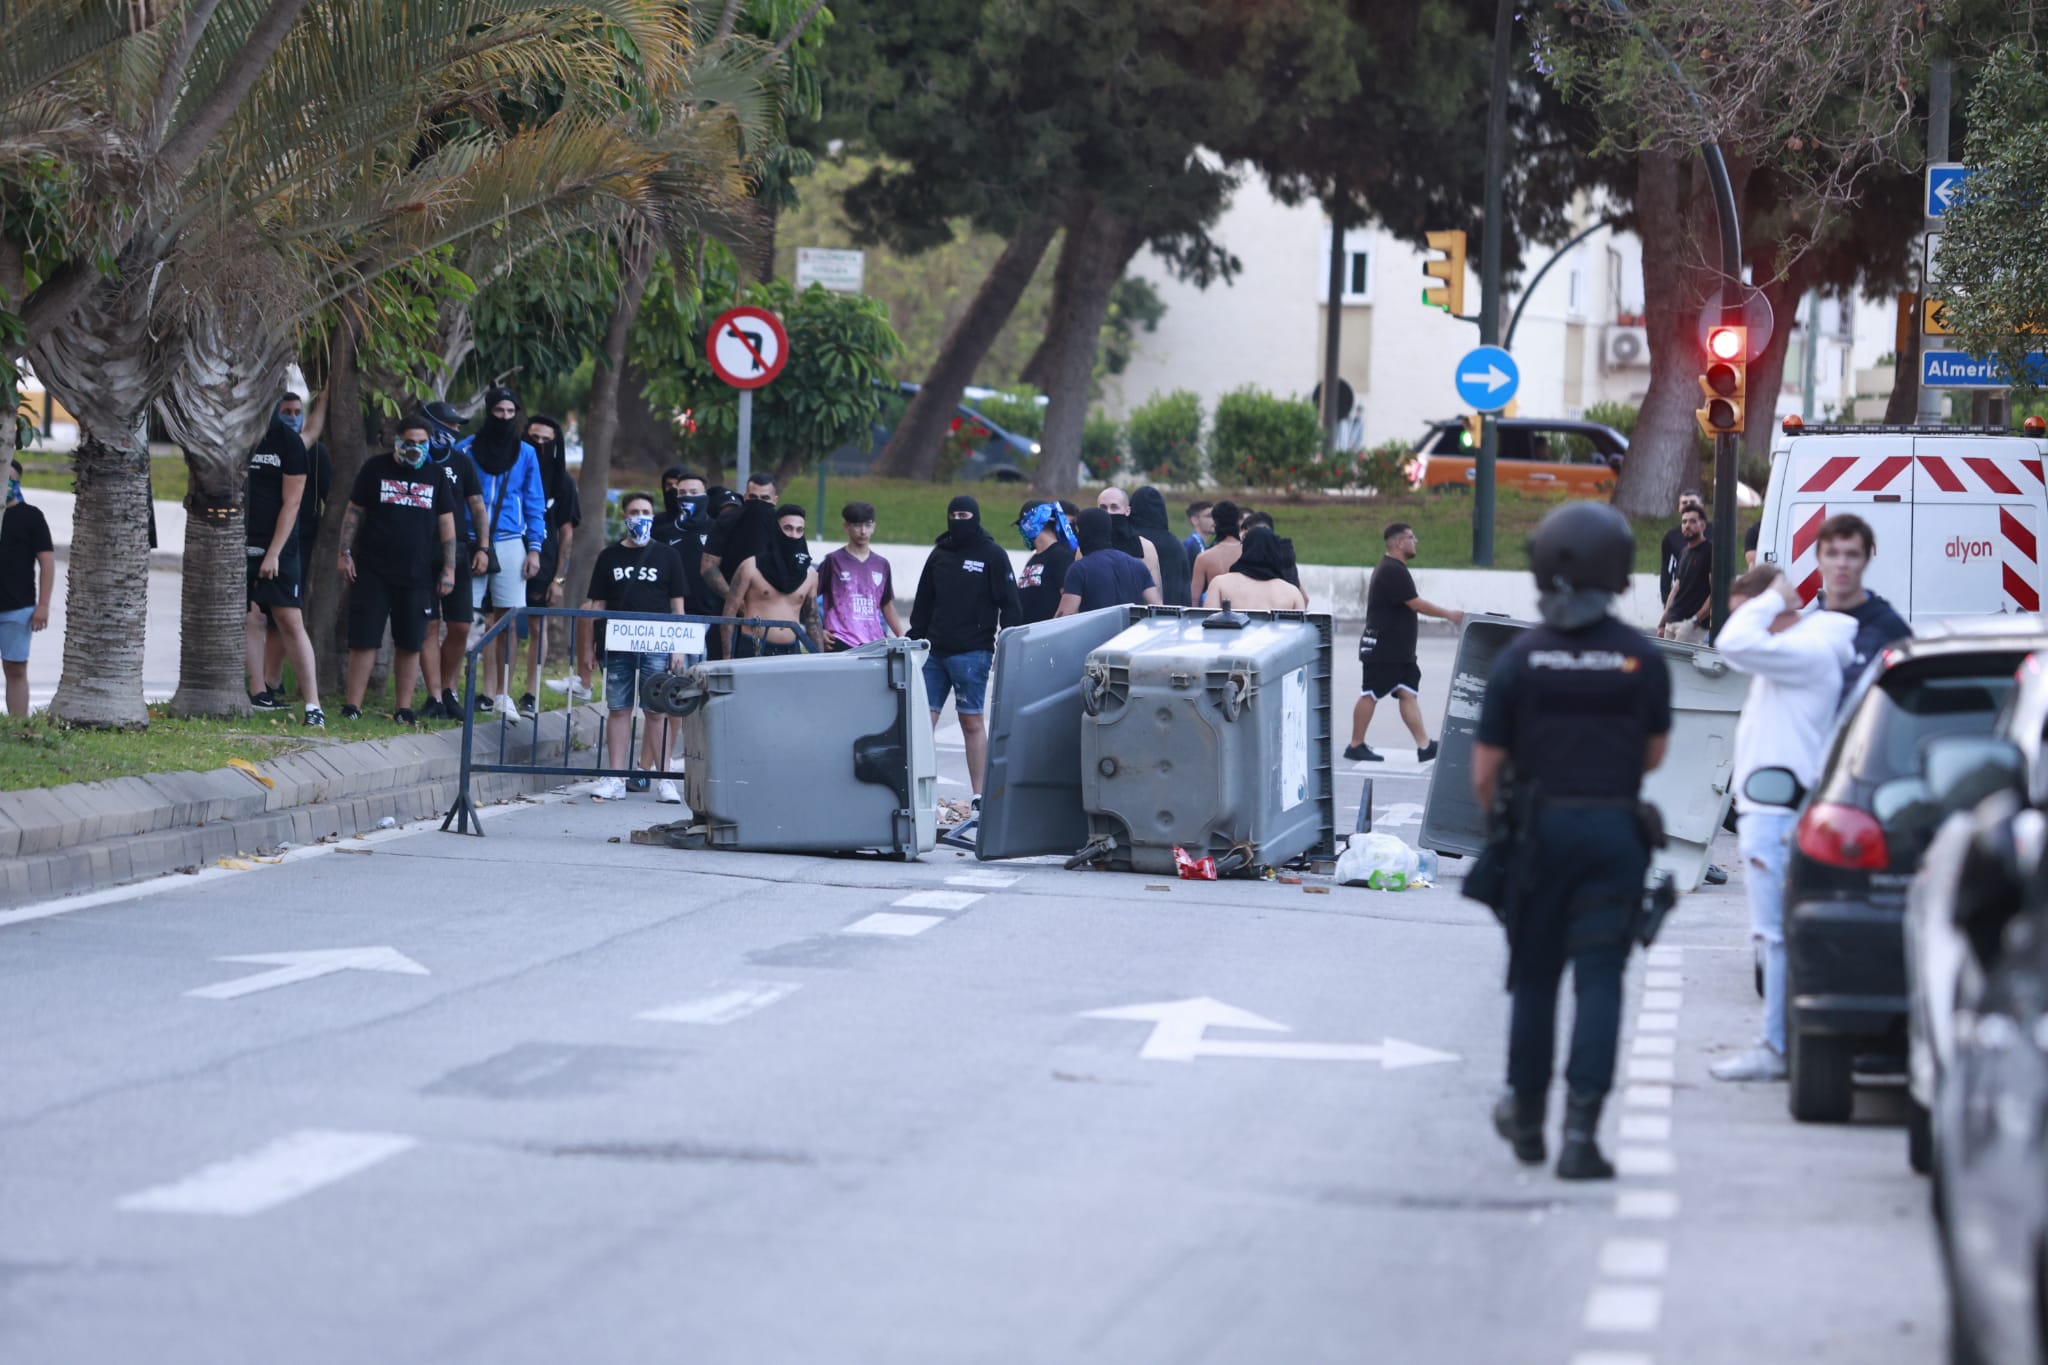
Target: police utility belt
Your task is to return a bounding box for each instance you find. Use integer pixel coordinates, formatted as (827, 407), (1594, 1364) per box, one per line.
(1461, 785), (1677, 947)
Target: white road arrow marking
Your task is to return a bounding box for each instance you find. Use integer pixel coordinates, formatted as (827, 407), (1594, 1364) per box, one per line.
(1081, 997), (1459, 1068)
(1459, 362), (1512, 393)
(187, 947), (429, 1000)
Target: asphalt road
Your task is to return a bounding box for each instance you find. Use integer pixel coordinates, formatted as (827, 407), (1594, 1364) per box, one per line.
(0, 635), (1946, 1364)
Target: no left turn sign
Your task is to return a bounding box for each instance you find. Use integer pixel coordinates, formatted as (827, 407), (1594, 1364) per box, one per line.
(707, 306), (788, 389)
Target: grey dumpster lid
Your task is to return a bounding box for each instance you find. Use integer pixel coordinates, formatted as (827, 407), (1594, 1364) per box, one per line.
(976, 607), (1137, 860)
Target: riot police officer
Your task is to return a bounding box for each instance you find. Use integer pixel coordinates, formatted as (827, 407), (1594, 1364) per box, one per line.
(1471, 502), (1672, 1180)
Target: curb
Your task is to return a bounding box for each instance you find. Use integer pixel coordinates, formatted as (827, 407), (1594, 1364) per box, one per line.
(0, 707), (606, 909)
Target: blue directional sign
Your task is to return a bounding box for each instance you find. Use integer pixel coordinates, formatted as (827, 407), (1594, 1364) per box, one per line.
(1922, 349), (2048, 389)
(1454, 345), (1519, 412)
(1926, 163), (1976, 219)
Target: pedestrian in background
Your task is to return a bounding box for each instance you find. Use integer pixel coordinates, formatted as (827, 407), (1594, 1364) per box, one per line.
(1709, 563), (1857, 1083)
(1473, 502), (1671, 1180)
(1810, 512), (1910, 700)
(517, 413), (580, 717)
(1129, 485), (1191, 605)
(1656, 503), (1712, 642)
(1346, 522), (1461, 763)
(1189, 500), (1243, 603)
(578, 491), (686, 805)
(1240, 509), (1301, 588)
(337, 414), (456, 723)
(1094, 486), (1162, 593)
(0, 457), (54, 717)
(419, 404), (491, 719)
(1201, 527), (1306, 612)
(1183, 500), (1213, 568)
(456, 386), (547, 719)
(257, 394), (333, 708)
(725, 503), (820, 658)
(909, 495), (1019, 800)
(1014, 500), (1077, 625)
(1658, 489), (1708, 607)
(243, 393), (324, 727)
(1058, 507), (1160, 616)
(817, 501), (903, 651)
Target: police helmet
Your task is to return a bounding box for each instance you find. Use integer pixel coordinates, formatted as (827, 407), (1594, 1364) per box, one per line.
(1528, 501), (1634, 593)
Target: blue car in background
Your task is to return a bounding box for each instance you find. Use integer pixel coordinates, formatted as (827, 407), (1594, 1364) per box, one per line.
(827, 381), (1039, 483)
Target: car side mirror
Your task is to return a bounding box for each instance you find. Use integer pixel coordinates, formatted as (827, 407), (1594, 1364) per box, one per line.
(1922, 735), (2027, 813)
(1743, 767), (1805, 809)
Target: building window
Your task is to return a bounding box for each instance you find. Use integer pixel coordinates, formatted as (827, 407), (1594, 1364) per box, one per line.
(1566, 261), (1587, 318)
(1318, 228), (1374, 305)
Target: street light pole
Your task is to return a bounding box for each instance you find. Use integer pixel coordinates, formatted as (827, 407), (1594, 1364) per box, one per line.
(1474, 0), (1513, 568)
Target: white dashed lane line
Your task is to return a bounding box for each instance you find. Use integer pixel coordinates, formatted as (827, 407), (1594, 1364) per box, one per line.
(118, 1129), (417, 1217)
(892, 890), (985, 912)
(637, 981), (802, 1024)
(842, 912), (946, 937)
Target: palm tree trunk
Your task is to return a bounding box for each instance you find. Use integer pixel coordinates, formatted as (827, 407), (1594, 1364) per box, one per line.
(30, 270), (162, 728)
(876, 214), (1057, 479)
(168, 478), (251, 717)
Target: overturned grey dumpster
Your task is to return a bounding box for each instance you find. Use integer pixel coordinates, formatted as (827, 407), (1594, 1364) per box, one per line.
(667, 637), (937, 857)
(1417, 616), (1750, 892)
(979, 606), (1336, 874)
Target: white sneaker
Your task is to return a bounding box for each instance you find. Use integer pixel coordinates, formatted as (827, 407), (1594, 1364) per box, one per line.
(591, 776), (628, 800)
(493, 693), (522, 721)
(545, 675), (593, 699)
(654, 778), (682, 804)
(1710, 1044), (1789, 1082)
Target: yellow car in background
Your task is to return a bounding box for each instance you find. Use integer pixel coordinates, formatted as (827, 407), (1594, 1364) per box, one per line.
(1411, 416), (1627, 496)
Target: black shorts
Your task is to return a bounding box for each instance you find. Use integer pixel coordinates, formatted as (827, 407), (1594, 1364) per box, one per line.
(246, 542), (303, 610)
(1360, 660), (1422, 700)
(732, 634), (802, 659)
(526, 532), (561, 608)
(438, 545), (474, 624)
(348, 567), (434, 653)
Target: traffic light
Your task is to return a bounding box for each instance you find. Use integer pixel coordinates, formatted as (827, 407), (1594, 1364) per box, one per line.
(1463, 413), (1481, 448)
(1696, 324), (1747, 437)
(1424, 230), (1467, 316)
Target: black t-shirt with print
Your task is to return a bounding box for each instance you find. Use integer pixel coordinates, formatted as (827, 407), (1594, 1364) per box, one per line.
(246, 426), (309, 549)
(1015, 541), (1075, 624)
(587, 540), (687, 615)
(0, 500), (54, 610)
(434, 449), (484, 544)
(348, 453), (455, 586)
(1361, 554), (1420, 664)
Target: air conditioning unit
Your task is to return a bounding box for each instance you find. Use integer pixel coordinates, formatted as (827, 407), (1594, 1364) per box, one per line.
(1604, 326), (1649, 370)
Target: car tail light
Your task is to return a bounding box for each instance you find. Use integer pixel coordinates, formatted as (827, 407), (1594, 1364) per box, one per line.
(1796, 802), (1889, 870)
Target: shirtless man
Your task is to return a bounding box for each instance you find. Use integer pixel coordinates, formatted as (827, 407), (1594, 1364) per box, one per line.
(1189, 500), (1244, 603)
(725, 503), (821, 657)
(1201, 527), (1307, 611)
(1094, 486), (1161, 590)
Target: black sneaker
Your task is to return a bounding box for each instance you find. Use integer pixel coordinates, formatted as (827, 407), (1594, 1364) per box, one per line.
(1343, 743), (1383, 762)
(1704, 864), (1729, 885)
(340, 704), (362, 721)
(1418, 740), (1440, 763)
(302, 706), (325, 729)
(394, 708), (416, 726)
(250, 687), (284, 710)
(419, 697), (447, 721)
(475, 693), (495, 714)
(518, 691), (538, 719)
(628, 774), (651, 793)
(443, 689), (461, 714)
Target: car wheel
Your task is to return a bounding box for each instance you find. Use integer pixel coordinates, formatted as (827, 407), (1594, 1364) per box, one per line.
(1908, 1096), (1934, 1175)
(990, 469), (1025, 484)
(1788, 1027), (1856, 1122)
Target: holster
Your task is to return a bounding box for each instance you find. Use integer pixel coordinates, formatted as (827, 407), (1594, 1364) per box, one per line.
(1464, 783), (1540, 931)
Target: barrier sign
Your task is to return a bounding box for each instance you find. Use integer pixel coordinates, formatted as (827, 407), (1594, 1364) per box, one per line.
(607, 619), (708, 654)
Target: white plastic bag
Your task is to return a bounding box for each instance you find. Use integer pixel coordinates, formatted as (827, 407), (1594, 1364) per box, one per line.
(1337, 831), (1419, 890)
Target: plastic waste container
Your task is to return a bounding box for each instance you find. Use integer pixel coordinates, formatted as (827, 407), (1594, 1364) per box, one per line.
(1077, 609), (1335, 874)
(1417, 616), (1749, 892)
(672, 637), (937, 857)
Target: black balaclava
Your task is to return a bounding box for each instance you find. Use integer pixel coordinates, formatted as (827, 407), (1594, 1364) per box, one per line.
(756, 502), (812, 594)
(1130, 485), (1171, 532)
(472, 385), (523, 476)
(661, 464), (690, 518)
(1109, 510), (1147, 560)
(942, 494), (986, 553)
(1076, 507), (1115, 556)
(527, 415), (567, 500)
(1210, 500), (1242, 542)
(723, 497), (779, 581)
(1234, 527), (1287, 581)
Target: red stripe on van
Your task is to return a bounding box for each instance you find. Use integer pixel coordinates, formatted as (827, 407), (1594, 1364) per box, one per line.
(1791, 506), (1827, 560)
(1967, 458), (2023, 495)
(1798, 571), (1822, 604)
(1854, 456), (1912, 491)
(2004, 508), (2038, 563)
(1919, 456), (1966, 492)
(1798, 457), (1857, 492)
(2024, 459), (2044, 485)
(2006, 563), (2040, 613)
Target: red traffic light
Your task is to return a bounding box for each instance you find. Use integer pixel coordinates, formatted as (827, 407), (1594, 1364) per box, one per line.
(1708, 326), (1746, 361)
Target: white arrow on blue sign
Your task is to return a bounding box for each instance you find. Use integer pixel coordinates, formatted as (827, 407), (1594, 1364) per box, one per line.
(1926, 163), (1976, 219)
(1921, 349), (2048, 389)
(1453, 345), (1519, 412)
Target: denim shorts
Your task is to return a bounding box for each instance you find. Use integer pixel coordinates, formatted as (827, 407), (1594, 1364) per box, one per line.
(923, 649), (993, 715)
(603, 651), (669, 711)
(0, 606), (33, 663)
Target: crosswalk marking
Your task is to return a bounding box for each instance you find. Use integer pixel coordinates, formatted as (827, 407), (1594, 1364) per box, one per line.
(842, 912), (945, 937)
(893, 890), (984, 912)
(946, 871), (1020, 889)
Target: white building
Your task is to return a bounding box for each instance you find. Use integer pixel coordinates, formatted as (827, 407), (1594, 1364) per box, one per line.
(1104, 177), (1896, 452)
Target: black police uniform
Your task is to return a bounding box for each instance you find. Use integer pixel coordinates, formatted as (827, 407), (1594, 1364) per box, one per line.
(1477, 612), (1671, 1170)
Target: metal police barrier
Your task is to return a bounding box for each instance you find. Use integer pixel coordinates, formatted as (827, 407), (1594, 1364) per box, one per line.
(440, 606), (815, 835)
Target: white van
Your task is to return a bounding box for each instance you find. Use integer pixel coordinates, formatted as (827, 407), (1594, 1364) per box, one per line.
(1756, 419), (2048, 624)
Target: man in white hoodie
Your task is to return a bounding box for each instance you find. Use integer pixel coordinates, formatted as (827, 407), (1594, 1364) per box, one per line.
(1710, 563), (1859, 1081)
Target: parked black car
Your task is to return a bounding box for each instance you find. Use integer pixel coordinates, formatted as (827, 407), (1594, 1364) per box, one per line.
(826, 381), (1038, 483)
(1779, 629), (2039, 1122)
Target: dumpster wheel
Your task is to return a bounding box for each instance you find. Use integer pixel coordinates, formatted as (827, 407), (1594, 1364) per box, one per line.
(1064, 834), (1118, 870)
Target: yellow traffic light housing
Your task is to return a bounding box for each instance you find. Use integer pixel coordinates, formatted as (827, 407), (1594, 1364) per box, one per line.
(1424, 230), (1467, 316)
(1697, 324), (1747, 437)
(1463, 413), (1481, 448)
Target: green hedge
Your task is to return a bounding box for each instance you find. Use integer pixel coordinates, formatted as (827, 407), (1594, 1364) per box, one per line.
(1125, 389), (1204, 484)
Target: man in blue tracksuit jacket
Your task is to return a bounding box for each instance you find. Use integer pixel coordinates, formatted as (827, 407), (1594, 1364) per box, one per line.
(439, 386), (548, 715)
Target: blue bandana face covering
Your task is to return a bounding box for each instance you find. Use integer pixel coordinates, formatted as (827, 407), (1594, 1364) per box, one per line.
(6, 478), (19, 503)
(396, 438), (429, 468)
(278, 411), (304, 434)
(1019, 502), (1078, 551)
(626, 514), (654, 544)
